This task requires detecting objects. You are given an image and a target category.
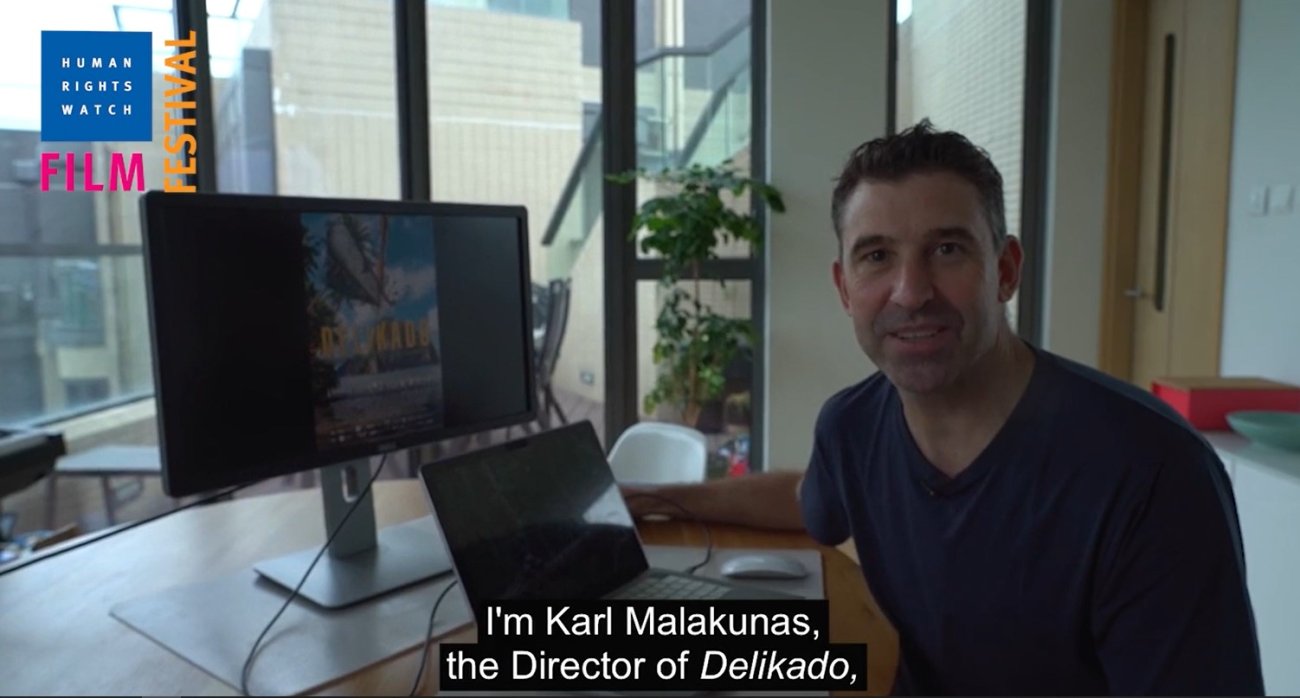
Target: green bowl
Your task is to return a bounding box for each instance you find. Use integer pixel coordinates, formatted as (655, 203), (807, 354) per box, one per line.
(1226, 411), (1300, 452)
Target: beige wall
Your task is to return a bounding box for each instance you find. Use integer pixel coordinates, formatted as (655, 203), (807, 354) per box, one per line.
(896, 0), (1026, 225)
(428, 6), (597, 400)
(1220, 0), (1300, 387)
(265, 0), (401, 198)
(1041, 0), (1112, 367)
(764, 0), (890, 471)
(263, 0), (590, 251)
(425, 6), (584, 285)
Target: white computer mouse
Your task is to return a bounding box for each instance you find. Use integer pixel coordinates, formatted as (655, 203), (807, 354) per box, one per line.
(719, 553), (809, 580)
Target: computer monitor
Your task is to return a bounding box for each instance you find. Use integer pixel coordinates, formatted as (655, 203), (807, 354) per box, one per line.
(139, 191), (537, 608)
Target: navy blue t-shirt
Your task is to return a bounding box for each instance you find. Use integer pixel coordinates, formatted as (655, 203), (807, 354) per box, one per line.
(800, 344), (1264, 695)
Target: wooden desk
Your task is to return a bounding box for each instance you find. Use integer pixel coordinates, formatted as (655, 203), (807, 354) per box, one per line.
(0, 480), (898, 695)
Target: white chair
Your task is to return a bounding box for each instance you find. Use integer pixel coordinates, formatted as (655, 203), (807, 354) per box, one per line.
(607, 421), (708, 484)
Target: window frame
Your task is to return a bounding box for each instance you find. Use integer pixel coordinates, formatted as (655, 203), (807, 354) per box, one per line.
(12, 0), (775, 466)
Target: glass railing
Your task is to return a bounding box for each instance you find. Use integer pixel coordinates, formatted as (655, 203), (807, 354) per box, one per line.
(541, 22), (752, 281)
(682, 64), (751, 170)
(545, 120), (604, 281)
(635, 23), (750, 170)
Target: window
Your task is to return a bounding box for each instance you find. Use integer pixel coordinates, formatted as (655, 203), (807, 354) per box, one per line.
(894, 0), (1027, 328)
(64, 377), (111, 406)
(636, 278), (753, 477)
(0, 4), (171, 424)
(427, 0), (606, 444)
(0, 0), (770, 476)
(212, 0), (400, 198)
(632, 0), (757, 477)
(50, 259), (106, 347)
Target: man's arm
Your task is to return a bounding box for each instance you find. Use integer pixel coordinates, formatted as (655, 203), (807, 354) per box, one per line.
(620, 472), (806, 532)
(1092, 452), (1264, 695)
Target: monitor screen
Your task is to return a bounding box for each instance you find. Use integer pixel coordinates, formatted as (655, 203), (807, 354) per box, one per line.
(140, 192), (536, 497)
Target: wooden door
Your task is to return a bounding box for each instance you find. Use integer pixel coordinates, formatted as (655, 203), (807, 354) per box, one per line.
(1106, 0), (1238, 389)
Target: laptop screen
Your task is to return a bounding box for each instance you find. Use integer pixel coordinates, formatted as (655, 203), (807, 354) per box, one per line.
(420, 421), (649, 618)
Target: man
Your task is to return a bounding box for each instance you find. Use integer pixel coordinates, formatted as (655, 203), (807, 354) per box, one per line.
(623, 120), (1264, 695)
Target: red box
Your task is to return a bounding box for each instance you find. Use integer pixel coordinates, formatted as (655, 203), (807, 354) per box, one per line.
(1151, 377), (1300, 430)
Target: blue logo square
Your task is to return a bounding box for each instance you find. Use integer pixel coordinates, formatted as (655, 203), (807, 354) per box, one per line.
(42, 31), (152, 142)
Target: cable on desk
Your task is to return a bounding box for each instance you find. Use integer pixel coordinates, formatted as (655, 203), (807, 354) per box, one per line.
(623, 492), (712, 575)
(239, 453), (388, 697)
(409, 577), (460, 696)
(0, 480), (257, 578)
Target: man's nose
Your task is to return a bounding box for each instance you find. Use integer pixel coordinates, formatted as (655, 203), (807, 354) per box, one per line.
(889, 258), (935, 311)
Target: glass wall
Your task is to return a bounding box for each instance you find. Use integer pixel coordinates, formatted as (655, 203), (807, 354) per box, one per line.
(426, 0), (606, 445)
(212, 0), (400, 198)
(895, 0), (1027, 327)
(632, 0), (756, 478)
(0, 4), (177, 425)
(0, 0), (768, 534)
(636, 278), (753, 477)
(0, 2), (186, 535)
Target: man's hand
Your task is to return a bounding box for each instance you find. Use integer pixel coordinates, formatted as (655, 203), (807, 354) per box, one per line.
(618, 484), (663, 519)
(616, 473), (806, 531)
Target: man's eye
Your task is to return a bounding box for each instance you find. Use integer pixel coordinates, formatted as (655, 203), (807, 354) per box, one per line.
(936, 242), (962, 256)
(862, 250), (888, 264)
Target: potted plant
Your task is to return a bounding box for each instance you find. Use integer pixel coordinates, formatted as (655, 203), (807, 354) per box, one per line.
(613, 161), (785, 428)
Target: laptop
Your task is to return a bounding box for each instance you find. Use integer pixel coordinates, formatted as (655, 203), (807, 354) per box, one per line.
(418, 420), (799, 622)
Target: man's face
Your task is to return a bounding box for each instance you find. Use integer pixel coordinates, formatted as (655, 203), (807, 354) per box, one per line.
(831, 171), (1022, 394)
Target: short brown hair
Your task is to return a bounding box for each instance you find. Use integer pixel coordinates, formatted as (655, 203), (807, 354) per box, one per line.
(830, 119), (1007, 249)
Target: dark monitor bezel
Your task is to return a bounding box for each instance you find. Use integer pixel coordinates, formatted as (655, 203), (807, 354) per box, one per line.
(139, 190), (538, 497)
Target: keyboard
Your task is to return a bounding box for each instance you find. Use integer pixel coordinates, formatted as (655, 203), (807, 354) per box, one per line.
(607, 573), (731, 600)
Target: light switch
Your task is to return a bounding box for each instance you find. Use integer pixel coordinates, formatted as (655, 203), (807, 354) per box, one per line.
(1247, 187), (1269, 216)
(1267, 184), (1294, 215)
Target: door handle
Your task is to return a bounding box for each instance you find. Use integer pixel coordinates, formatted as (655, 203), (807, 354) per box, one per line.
(1123, 287), (1146, 299)
(1153, 33), (1176, 313)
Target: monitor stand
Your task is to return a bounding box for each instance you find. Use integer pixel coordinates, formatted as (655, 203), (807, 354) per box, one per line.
(252, 458), (453, 609)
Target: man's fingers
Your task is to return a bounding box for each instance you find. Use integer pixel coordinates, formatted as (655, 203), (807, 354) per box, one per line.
(618, 485), (655, 517)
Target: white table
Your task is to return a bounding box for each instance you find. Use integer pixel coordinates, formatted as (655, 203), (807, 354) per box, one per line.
(1205, 431), (1300, 696)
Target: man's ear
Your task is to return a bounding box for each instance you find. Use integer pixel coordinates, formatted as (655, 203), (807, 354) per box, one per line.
(832, 256), (851, 314)
(996, 235), (1024, 303)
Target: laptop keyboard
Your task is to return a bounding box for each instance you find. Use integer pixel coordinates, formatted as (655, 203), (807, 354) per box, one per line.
(607, 573), (731, 600)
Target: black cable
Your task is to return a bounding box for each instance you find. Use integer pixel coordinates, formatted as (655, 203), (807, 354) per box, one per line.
(0, 480), (257, 578)
(409, 578), (460, 696)
(240, 453), (388, 696)
(624, 492), (712, 575)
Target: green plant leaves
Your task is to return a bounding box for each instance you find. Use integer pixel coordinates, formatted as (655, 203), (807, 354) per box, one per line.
(615, 162), (784, 419)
